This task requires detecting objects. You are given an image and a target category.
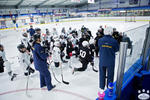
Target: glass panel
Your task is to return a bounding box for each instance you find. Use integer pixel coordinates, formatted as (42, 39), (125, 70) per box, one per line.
(123, 24), (149, 74)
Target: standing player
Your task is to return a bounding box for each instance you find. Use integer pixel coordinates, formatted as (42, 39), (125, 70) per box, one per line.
(17, 44), (35, 76)
(21, 32), (31, 52)
(0, 44), (17, 81)
(98, 26), (119, 91)
(52, 41), (62, 67)
(95, 29), (104, 57)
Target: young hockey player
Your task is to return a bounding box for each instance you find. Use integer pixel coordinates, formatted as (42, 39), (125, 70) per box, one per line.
(66, 37), (73, 59)
(72, 33), (79, 57)
(95, 29), (104, 57)
(59, 35), (68, 63)
(89, 39), (98, 72)
(72, 41), (93, 74)
(0, 44), (17, 81)
(21, 32), (31, 52)
(17, 44), (35, 76)
(52, 41), (62, 67)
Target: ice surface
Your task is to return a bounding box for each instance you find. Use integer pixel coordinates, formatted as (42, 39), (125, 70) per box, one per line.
(0, 19), (149, 100)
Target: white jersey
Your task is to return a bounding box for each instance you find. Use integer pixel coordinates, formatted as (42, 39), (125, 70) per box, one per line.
(60, 38), (66, 45)
(67, 29), (72, 35)
(18, 52), (31, 72)
(52, 46), (61, 62)
(52, 30), (58, 36)
(0, 51), (11, 72)
(21, 37), (29, 48)
(72, 37), (78, 48)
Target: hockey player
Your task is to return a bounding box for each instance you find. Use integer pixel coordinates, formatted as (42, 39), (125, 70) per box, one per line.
(67, 27), (72, 35)
(52, 28), (58, 36)
(95, 29), (104, 57)
(52, 41), (62, 67)
(32, 34), (55, 91)
(72, 33), (79, 57)
(89, 39), (98, 72)
(98, 26), (119, 91)
(79, 34), (88, 48)
(21, 32), (31, 52)
(66, 37), (73, 59)
(0, 44), (17, 81)
(72, 41), (93, 74)
(59, 35), (68, 63)
(17, 44), (35, 76)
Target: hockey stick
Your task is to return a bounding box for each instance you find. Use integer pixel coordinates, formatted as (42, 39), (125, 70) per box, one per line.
(47, 59), (61, 83)
(26, 68), (31, 97)
(60, 63), (69, 85)
(47, 58), (69, 85)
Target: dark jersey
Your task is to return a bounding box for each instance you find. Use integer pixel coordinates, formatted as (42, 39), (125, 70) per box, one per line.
(89, 44), (95, 57)
(79, 46), (92, 63)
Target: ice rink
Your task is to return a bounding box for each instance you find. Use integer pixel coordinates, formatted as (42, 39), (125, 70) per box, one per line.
(0, 18), (149, 100)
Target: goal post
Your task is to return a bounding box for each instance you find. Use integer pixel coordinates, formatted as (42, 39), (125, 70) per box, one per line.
(125, 16), (136, 22)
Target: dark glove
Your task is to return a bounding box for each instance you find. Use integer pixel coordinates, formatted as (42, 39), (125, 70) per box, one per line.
(90, 62), (94, 66)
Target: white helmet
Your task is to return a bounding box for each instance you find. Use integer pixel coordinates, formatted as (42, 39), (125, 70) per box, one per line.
(54, 41), (60, 47)
(89, 39), (95, 44)
(104, 26), (113, 35)
(82, 41), (89, 47)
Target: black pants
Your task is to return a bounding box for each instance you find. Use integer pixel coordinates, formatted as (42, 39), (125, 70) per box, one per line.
(0, 58), (4, 73)
(0, 67), (4, 73)
(95, 47), (99, 56)
(76, 62), (89, 72)
(54, 62), (60, 67)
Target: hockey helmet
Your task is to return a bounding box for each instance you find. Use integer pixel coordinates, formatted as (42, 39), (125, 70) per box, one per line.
(82, 41), (89, 47)
(22, 32), (28, 37)
(0, 44), (3, 48)
(54, 41), (60, 47)
(89, 39), (95, 44)
(33, 34), (41, 42)
(35, 28), (41, 32)
(104, 26), (113, 35)
(17, 44), (26, 52)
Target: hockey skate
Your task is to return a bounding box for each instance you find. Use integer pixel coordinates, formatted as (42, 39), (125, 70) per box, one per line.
(62, 60), (68, 63)
(72, 68), (77, 75)
(11, 73), (17, 81)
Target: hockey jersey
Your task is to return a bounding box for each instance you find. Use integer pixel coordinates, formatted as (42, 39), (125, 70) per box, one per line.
(79, 46), (92, 63)
(52, 46), (61, 62)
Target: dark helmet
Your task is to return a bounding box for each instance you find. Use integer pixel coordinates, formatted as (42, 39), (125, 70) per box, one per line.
(33, 34), (41, 42)
(0, 44), (4, 51)
(22, 32), (28, 37)
(17, 44), (26, 52)
(35, 28), (41, 32)
(0, 44), (3, 48)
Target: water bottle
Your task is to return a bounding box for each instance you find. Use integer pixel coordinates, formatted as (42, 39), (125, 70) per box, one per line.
(108, 82), (113, 96)
(98, 91), (105, 100)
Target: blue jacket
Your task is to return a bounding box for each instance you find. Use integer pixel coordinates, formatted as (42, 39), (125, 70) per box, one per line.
(32, 43), (48, 71)
(98, 35), (119, 67)
(29, 28), (35, 37)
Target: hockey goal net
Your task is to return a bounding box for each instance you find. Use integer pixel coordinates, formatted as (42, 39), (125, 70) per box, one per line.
(125, 16), (136, 22)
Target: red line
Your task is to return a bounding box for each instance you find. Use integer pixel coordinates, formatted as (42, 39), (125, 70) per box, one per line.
(0, 88), (91, 100)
